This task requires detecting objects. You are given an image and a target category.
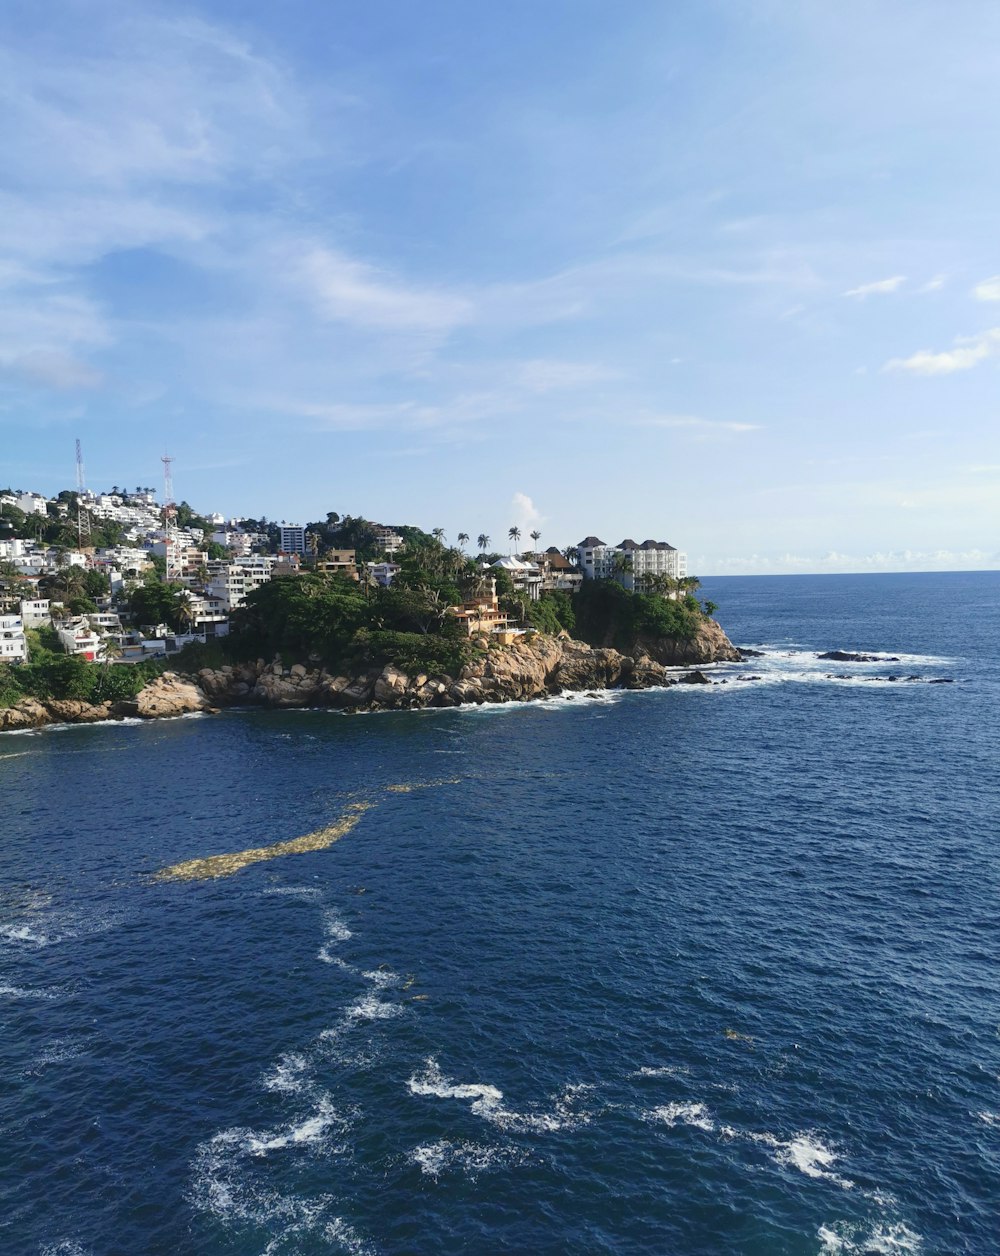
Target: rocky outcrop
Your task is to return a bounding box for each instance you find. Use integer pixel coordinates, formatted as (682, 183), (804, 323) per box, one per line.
(817, 650), (899, 663)
(0, 621), (745, 730)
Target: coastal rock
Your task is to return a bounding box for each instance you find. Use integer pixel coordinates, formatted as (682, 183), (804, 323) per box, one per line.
(818, 650), (899, 663)
(0, 697), (54, 730)
(678, 670), (712, 685)
(634, 619), (742, 665)
(373, 665), (410, 703)
(132, 671), (210, 719)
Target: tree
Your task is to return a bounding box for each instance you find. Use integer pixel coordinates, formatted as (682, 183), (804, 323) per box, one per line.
(457, 532), (470, 551)
(530, 530), (541, 552)
(477, 533), (491, 554)
(508, 525), (521, 554)
(702, 600), (719, 617)
(431, 528), (446, 545)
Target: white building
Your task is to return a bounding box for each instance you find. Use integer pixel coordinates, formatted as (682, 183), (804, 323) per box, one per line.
(56, 620), (103, 661)
(205, 555), (275, 611)
(372, 525), (404, 555)
(278, 524), (306, 555)
(576, 535), (686, 590)
(492, 556), (542, 601)
(20, 598), (52, 628)
(15, 492), (49, 517)
(0, 614), (28, 663)
(366, 561), (401, 588)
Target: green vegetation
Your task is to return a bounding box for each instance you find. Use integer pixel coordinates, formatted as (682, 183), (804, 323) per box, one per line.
(572, 580), (704, 650)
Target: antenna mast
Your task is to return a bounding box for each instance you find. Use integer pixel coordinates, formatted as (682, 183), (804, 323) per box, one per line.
(161, 454), (181, 582)
(75, 438), (90, 545)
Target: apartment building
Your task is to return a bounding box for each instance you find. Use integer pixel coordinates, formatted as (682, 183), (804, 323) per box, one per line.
(0, 614), (28, 663)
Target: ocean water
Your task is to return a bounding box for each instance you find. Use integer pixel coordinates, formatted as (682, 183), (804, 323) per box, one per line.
(2, 571), (998, 1255)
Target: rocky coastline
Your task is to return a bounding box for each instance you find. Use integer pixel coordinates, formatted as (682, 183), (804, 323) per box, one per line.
(0, 621), (742, 732)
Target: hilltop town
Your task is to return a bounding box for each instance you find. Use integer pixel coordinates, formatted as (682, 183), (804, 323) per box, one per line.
(1, 479), (707, 672)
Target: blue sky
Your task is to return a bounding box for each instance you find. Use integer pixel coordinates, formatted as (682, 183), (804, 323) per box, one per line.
(1, 0), (999, 573)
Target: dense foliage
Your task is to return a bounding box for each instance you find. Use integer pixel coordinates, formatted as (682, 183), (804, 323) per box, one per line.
(572, 580), (703, 649)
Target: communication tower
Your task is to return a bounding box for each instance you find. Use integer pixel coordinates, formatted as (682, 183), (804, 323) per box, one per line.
(75, 438), (91, 544)
(161, 454), (182, 582)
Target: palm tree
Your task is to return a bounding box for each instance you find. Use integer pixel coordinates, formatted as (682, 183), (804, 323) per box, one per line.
(432, 528), (446, 545)
(530, 530), (541, 553)
(477, 533), (490, 555)
(457, 532), (470, 551)
(508, 525), (521, 554)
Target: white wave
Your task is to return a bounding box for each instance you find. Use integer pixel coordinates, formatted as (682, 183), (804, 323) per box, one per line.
(40, 1243), (93, 1256)
(360, 968), (399, 989)
(818, 1220), (923, 1253)
(631, 1064), (690, 1079)
(260, 886), (323, 899)
(0, 907), (124, 949)
(0, 982), (61, 999)
(24, 1039), (87, 1073)
(261, 1053), (312, 1096)
(408, 1058), (593, 1132)
(748, 1130), (852, 1188)
(346, 992), (403, 1021)
(317, 947), (354, 970)
(645, 1102), (715, 1132)
(322, 910), (353, 942)
(245, 1098), (347, 1156)
(409, 1139), (528, 1178)
(976, 1110), (999, 1127)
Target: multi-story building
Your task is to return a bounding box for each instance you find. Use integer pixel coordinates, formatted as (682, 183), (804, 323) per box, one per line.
(448, 579), (510, 638)
(205, 555), (275, 611)
(576, 535), (686, 590)
(278, 524), (306, 555)
(316, 550), (358, 579)
(56, 620), (102, 661)
(540, 549), (584, 594)
(372, 525), (404, 555)
(492, 556), (542, 601)
(0, 613), (28, 663)
(20, 598), (52, 628)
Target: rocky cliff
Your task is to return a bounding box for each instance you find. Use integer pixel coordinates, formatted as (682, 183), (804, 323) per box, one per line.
(0, 622), (741, 730)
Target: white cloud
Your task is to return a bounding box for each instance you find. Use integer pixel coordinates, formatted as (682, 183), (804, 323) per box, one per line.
(515, 359), (620, 392)
(972, 275), (1000, 301)
(295, 246), (473, 333)
(4, 350), (104, 391)
(884, 328), (1000, 375)
(510, 491), (544, 538)
(637, 413), (760, 433)
(843, 275), (906, 298)
(919, 275), (947, 292)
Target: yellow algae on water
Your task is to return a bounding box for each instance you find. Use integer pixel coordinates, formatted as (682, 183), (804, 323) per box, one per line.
(154, 802), (374, 882)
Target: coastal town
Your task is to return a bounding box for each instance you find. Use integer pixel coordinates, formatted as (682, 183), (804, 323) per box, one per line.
(0, 461), (693, 667)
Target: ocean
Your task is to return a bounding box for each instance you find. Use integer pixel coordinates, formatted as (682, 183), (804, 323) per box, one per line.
(2, 571), (998, 1255)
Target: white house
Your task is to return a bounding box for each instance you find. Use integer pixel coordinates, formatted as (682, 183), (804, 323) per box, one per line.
(492, 556), (542, 601)
(19, 598), (52, 628)
(0, 613), (28, 663)
(57, 620), (103, 661)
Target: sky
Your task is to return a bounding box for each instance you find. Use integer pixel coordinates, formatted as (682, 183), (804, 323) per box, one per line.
(1, 0), (999, 574)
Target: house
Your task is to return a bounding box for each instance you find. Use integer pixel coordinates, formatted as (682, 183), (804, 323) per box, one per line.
(0, 613), (28, 663)
(492, 555), (542, 601)
(316, 550), (358, 579)
(372, 525), (404, 555)
(56, 619), (103, 661)
(366, 561), (401, 588)
(19, 598), (51, 628)
(448, 579), (510, 638)
(540, 549), (583, 594)
(205, 555), (275, 611)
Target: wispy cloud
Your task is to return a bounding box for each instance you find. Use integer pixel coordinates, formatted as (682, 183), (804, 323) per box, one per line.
(510, 491), (544, 535)
(514, 359), (620, 392)
(972, 275), (1000, 302)
(919, 274), (947, 292)
(884, 328), (1000, 375)
(636, 413), (760, 433)
(293, 246), (473, 333)
(843, 275), (906, 298)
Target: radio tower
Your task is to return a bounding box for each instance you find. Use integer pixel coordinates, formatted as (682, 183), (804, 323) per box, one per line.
(161, 454), (181, 581)
(75, 438), (91, 544)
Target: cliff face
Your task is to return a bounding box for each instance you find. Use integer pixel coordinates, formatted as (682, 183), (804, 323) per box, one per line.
(0, 621), (741, 729)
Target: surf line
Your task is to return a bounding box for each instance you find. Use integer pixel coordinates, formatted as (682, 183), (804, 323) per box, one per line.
(153, 777), (461, 882)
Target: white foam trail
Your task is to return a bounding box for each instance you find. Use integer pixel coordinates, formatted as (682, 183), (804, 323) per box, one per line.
(245, 1098), (346, 1155)
(261, 1053), (312, 1097)
(646, 1102), (715, 1132)
(0, 982), (60, 999)
(409, 1139), (528, 1178)
(408, 1058), (593, 1132)
(261, 886), (323, 899)
(317, 947), (354, 970)
(976, 1110), (999, 1127)
(631, 1064), (690, 1079)
(818, 1221), (923, 1253)
(747, 1130), (852, 1188)
(346, 992), (403, 1021)
(322, 910), (352, 942)
(0, 907), (124, 948)
(40, 1243), (93, 1256)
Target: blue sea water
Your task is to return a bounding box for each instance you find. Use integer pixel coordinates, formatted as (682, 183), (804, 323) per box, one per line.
(2, 571), (999, 1255)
